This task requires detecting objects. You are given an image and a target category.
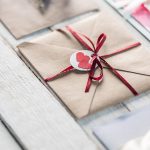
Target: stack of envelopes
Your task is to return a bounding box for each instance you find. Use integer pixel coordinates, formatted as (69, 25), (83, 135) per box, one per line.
(18, 11), (150, 118)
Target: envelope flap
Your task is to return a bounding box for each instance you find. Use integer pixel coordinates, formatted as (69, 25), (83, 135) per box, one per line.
(19, 42), (78, 78)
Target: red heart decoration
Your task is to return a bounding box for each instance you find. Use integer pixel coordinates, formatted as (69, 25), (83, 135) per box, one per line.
(76, 52), (91, 69)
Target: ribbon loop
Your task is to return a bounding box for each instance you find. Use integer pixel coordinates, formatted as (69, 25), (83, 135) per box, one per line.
(85, 58), (104, 92)
(95, 33), (107, 53)
(90, 59), (103, 80)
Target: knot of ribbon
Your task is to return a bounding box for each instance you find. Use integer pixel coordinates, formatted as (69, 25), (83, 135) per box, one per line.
(45, 26), (141, 96)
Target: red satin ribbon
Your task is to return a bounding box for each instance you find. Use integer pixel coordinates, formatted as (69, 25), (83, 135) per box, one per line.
(45, 26), (141, 95)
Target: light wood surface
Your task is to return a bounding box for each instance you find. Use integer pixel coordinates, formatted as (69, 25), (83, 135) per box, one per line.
(0, 0), (149, 150)
(0, 120), (21, 150)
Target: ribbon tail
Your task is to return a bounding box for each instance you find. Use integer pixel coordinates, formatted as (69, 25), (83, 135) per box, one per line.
(85, 76), (92, 93)
(78, 32), (96, 50)
(101, 58), (138, 96)
(85, 60), (97, 92)
(44, 65), (74, 82)
(85, 59), (104, 92)
(101, 42), (141, 59)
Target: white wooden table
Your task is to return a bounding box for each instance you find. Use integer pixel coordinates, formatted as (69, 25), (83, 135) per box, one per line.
(0, 1), (150, 150)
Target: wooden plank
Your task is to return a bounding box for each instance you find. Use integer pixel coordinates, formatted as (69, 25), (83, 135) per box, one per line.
(0, 120), (21, 150)
(0, 37), (99, 150)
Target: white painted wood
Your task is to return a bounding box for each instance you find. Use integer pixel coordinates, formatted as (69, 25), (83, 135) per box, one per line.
(0, 121), (21, 150)
(2, 1), (149, 148)
(0, 37), (99, 150)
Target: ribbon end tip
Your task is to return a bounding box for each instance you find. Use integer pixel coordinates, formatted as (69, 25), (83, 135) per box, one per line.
(136, 93), (139, 96)
(44, 79), (48, 82)
(85, 89), (89, 93)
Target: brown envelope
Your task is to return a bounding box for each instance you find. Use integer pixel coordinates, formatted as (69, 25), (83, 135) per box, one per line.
(18, 12), (150, 118)
(0, 0), (98, 39)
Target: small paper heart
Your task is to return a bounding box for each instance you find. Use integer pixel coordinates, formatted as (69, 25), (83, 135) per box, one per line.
(70, 50), (94, 71)
(76, 52), (91, 69)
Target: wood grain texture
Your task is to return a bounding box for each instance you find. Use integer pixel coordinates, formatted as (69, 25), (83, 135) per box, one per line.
(0, 1), (149, 149)
(0, 37), (98, 150)
(0, 121), (21, 150)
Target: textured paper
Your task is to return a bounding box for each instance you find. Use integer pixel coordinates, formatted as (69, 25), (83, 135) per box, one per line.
(0, 0), (98, 39)
(18, 11), (150, 118)
(93, 106), (150, 150)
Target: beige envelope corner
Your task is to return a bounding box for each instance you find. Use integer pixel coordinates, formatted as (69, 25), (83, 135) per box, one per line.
(18, 12), (150, 118)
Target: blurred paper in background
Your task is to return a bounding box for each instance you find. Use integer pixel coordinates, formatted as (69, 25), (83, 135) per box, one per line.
(93, 106), (150, 150)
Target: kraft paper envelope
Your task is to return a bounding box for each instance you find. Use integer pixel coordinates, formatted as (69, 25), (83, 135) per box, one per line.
(18, 12), (150, 118)
(0, 0), (98, 39)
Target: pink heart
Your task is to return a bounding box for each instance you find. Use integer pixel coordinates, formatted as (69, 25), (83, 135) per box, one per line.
(76, 52), (91, 69)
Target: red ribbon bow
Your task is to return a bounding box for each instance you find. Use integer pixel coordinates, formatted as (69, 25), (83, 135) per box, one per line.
(45, 26), (141, 96)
